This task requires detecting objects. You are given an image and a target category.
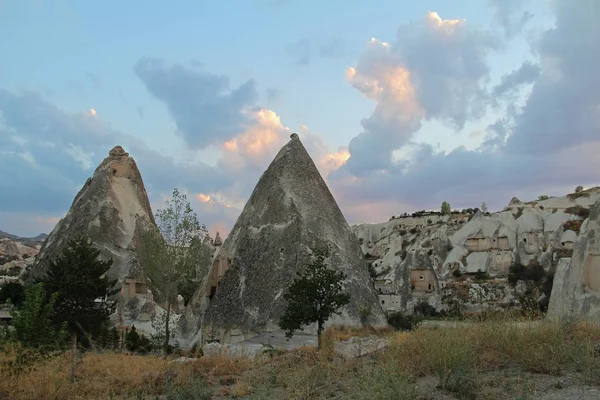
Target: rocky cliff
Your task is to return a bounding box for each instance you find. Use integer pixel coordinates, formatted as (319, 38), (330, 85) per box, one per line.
(0, 233), (45, 284)
(548, 199), (600, 322)
(353, 188), (600, 315)
(185, 134), (386, 344)
(27, 146), (157, 285)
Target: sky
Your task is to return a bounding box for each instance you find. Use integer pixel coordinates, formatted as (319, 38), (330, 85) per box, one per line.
(1, 0), (599, 238)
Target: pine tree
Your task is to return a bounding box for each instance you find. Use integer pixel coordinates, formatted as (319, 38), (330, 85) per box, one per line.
(40, 235), (116, 380)
(11, 283), (68, 350)
(279, 246), (350, 349)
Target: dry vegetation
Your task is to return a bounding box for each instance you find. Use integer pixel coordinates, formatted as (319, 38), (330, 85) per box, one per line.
(2, 318), (600, 399)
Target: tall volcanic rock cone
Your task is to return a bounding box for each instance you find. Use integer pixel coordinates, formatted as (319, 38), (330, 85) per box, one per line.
(27, 146), (157, 284)
(188, 134), (386, 343)
(548, 200), (600, 321)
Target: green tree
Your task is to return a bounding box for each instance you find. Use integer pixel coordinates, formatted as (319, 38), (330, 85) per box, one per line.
(537, 195), (550, 201)
(279, 247), (350, 349)
(140, 188), (210, 354)
(0, 281), (25, 307)
(575, 185), (584, 193)
(480, 202), (488, 213)
(441, 201), (451, 215)
(11, 283), (68, 350)
(40, 236), (115, 380)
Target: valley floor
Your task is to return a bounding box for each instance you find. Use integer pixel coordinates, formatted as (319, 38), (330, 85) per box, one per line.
(2, 317), (600, 400)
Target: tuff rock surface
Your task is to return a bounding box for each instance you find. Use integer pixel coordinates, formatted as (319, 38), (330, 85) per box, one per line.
(184, 134), (386, 344)
(548, 199), (600, 322)
(27, 146), (157, 284)
(0, 233), (45, 284)
(353, 188), (600, 315)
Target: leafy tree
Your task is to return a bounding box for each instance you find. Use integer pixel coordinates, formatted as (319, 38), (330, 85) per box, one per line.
(575, 185), (584, 193)
(140, 188), (210, 354)
(537, 195), (550, 201)
(40, 236), (115, 380)
(279, 246), (350, 349)
(441, 201), (451, 215)
(11, 283), (68, 350)
(0, 281), (25, 307)
(480, 202), (488, 213)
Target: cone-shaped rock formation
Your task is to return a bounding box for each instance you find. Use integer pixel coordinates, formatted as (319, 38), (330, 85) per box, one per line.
(27, 146), (157, 284)
(187, 134), (386, 343)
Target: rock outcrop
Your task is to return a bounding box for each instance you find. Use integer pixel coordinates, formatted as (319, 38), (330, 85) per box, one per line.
(27, 146), (157, 284)
(353, 188), (600, 315)
(548, 200), (600, 322)
(0, 233), (44, 284)
(185, 134), (386, 344)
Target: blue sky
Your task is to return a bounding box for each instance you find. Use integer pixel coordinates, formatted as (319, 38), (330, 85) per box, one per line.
(1, 0), (599, 237)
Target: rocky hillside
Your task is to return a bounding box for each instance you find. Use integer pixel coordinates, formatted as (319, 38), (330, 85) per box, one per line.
(352, 187), (600, 315)
(0, 232), (46, 284)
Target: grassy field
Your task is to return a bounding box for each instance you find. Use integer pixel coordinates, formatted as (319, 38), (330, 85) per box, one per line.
(1, 317), (600, 399)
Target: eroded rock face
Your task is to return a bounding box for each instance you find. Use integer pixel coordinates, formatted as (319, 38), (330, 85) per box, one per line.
(0, 235), (43, 283)
(187, 134), (386, 343)
(27, 146), (157, 284)
(354, 188), (600, 315)
(548, 200), (600, 322)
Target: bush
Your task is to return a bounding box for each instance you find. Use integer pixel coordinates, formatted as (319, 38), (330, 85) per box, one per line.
(387, 312), (422, 332)
(0, 282), (25, 307)
(358, 303), (372, 327)
(125, 325), (153, 353)
(565, 206), (590, 219)
(452, 269), (462, 278)
(474, 269), (490, 281)
(414, 301), (437, 317)
(508, 262), (545, 284)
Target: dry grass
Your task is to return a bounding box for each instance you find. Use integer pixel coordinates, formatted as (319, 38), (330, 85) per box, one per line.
(2, 318), (600, 399)
(0, 348), (255, 400)
(387, 318), (600, 377)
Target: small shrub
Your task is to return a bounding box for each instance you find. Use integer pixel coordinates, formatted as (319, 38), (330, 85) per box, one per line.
(0, 281), (25, 306)
(125, 325), (153, 353)
(387, 312), (422, 332)
(474, 269), (490, 281)
(567, 190), (589, 199)
(414, 301), (437, 317)
(439, 367), (479, 400)
(358, 302), (372, 327)
(508, 262), (545, 285)
(452, 269), (462, 278)
(565, 205), (590, 219)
